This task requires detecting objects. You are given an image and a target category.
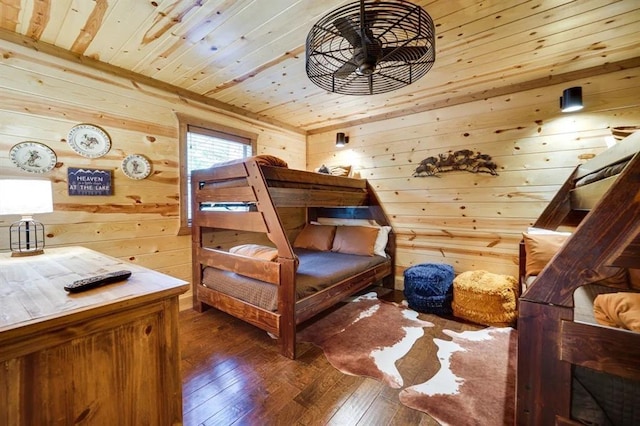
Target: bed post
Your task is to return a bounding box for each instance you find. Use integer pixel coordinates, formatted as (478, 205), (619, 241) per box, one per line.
(366, 180), (396, 289)
(191, 170), (208, 313)
(278, 258), (297, 359)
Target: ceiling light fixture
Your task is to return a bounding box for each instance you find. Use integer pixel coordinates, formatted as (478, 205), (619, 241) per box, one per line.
(560, 86), (583, 112)
(306, 0), (436, 96)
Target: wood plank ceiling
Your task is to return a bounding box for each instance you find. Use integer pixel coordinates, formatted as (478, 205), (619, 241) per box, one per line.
(0, 0), (638, 134)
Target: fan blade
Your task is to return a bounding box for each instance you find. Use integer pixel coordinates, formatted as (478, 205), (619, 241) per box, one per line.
(334, 17), (361, 47)
(335, 60), (358, 79)
(381, 46), (430, 62)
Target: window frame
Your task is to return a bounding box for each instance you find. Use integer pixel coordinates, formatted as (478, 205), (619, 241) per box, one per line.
(176, 113), (258, 235)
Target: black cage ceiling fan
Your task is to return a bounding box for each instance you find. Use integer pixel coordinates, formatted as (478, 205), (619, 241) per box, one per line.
(305, 0), (435, 96)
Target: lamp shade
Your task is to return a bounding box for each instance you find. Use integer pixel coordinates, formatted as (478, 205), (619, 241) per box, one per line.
(0, 179), (53, 215)
(560, 86), (583, 112)
(336, 132), (349, 147)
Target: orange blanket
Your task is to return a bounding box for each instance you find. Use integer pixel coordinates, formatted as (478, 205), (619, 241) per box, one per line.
(593, 292), (640, 331)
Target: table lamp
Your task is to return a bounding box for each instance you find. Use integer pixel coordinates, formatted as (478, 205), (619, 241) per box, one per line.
(0, 179), (53, 257)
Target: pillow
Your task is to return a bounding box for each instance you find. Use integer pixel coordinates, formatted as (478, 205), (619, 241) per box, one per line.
(253, 155), (288, 167)
(522, 232), (570, 278)
(331, 225), (379, 256)
(329, 165), (352, 177)
(316, 217), (391, 257)
(523, 232), (629, 287)
(229, 244), (278, 261)
(293, 224), (336, 251)
(593, 292), (640, 331)
(526, 227), (572, 236)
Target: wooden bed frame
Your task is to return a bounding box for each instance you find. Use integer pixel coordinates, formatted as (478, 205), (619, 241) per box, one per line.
(190, 158), (395, 359)
(516, 131), (640, 425)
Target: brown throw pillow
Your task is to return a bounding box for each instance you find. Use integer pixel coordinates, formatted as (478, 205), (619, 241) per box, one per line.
(522, 233), (569, 277)
(293, 224), (336, 251)
(254, 155), (288, 168)
(331, 225), (379, 256)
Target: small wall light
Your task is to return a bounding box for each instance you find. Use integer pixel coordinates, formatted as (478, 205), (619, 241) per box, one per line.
(560, 86), (583, 112)
(336, 132), (349, 148)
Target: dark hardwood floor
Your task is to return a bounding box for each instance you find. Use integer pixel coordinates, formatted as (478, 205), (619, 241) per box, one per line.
(179, 289), (481, 426)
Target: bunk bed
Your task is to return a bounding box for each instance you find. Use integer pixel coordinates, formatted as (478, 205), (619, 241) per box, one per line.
(516, 130), (640, 425)
(190, 156), (395, 359)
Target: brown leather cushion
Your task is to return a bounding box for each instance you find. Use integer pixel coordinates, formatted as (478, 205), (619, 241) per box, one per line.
(293, 224), (336, 251)
(523, 233), (569, 277)
(331, 225), (379, 256)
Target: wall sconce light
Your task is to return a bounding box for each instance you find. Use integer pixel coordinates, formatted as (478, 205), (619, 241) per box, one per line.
(0, 179), (53, 257)
(560, 86), (583, 112)
(336, 132), (349, 148)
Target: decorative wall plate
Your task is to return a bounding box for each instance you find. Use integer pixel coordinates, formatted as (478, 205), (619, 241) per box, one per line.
(9, 141), (57, 173)
(121, 154), (151, 180)
(67, 124), (111, 158)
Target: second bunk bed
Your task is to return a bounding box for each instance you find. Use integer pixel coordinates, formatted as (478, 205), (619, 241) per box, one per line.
(517, 130), (640, 425)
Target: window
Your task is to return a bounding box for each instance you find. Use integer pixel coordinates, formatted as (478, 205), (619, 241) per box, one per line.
(177, 114), (257, 235)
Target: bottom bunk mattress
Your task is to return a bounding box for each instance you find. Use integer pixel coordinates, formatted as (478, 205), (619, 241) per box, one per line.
(201, 248), (389, 311)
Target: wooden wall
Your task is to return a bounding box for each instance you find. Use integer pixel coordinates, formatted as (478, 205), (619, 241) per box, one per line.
(0, 39), (305, 309)
(308, 67), (640, 289)
(2, 35), (638, 297)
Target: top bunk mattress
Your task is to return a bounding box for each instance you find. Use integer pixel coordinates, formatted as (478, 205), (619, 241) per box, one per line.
(201, 248), (388, 311)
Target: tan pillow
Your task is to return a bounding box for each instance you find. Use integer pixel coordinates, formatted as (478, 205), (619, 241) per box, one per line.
(229, 244), (278, 261)
(331, 225), (379, 256)
(293, 224), (336, 251)
(593, 292), (640, 331)
(522, 233), (569, 277)
(329, 165), (351, 177)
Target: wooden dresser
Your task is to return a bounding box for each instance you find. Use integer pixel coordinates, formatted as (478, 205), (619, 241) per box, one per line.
(0, 246), (189, 425)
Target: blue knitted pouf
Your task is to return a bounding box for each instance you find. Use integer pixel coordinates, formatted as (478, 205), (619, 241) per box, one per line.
(403, 263), (455, 315)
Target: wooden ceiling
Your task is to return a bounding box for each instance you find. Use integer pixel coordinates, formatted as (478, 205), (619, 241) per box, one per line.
(0, 0), (638, 134)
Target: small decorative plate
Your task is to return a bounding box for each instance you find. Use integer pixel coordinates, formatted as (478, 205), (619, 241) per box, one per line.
(9, 141), (57, 173)
(121, 154), (151, 180)
(67, 124), (111, 158)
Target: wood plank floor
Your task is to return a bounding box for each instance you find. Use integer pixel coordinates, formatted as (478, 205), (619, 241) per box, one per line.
(179, 288), (482, 426)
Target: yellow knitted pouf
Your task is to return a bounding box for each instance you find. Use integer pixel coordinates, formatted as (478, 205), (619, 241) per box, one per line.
(452, 270), (519, 326)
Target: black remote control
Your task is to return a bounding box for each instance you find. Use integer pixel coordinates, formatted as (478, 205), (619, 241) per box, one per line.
(64, 270), (132, 293)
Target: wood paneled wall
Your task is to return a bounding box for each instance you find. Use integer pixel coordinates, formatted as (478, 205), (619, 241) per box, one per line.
(2, 35), (638, 297)
(0, 39), (305, 309)
(308, 67), (640, 289)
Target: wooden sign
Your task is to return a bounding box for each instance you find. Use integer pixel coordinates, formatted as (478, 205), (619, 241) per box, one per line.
(68, 168), (112, 196)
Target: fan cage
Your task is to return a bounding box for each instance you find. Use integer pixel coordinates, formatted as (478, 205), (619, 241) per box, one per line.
(306, 0), (435, 95)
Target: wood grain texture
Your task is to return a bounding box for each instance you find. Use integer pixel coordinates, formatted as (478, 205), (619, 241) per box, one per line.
(0, 1), (638, 131)
(180, 288), (479, 425)
(309, 68), (640, 282)
(0, 2), (639, 298)
(0, 247), (188, 425)
(0, 34), (305, 310)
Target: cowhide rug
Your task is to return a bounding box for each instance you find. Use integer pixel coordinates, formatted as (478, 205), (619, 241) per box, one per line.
(297, 292), (433, 388)
(298, 292), (517, 425)
(399, 327), (517, 426)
